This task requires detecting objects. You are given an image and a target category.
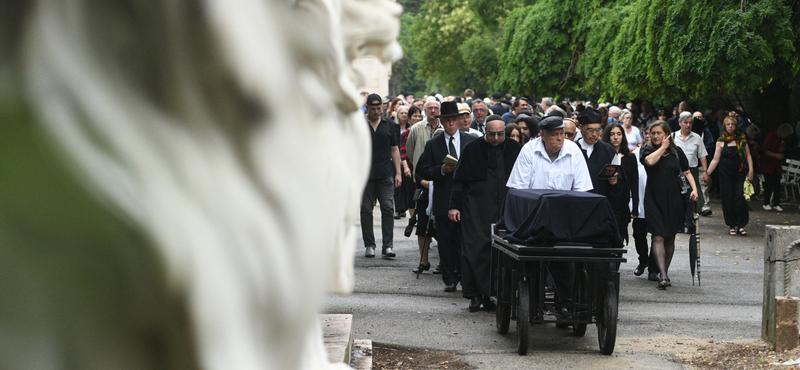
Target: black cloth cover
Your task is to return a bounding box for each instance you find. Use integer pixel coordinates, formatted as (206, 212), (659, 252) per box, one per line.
(498, 189), (623, 248)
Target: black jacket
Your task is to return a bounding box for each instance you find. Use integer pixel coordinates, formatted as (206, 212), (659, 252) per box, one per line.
(418, 131), (478, 217)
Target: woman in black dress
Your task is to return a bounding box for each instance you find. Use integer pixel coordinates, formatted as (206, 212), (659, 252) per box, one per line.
(641, 121), (698, 289)
(706, 116), (754, 236)
(601, 122), (639, 245)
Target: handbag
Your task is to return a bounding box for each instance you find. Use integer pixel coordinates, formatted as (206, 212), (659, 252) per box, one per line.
(413, 188), (424, 202)
(678, 172), (691, 194)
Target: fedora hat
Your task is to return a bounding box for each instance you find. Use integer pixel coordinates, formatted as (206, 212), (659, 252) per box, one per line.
(435, 101), (462, 118)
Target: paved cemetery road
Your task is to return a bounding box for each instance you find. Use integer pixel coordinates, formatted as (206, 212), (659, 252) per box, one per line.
(325, 199), (800, 369)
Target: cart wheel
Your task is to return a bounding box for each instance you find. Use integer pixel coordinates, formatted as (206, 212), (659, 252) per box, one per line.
(597, 281), (618, 355)
(572, 269), (588, 337)
(517, 279), (530, 356)
(496, 268), (511, 334)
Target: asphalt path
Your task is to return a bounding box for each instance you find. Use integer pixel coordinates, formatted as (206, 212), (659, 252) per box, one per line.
(325, 198), (800, 369)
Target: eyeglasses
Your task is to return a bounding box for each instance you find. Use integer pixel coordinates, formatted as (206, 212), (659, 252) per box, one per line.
(487, 131), (505, 137)
(584, 128), (603, 134)
(426, 107), (440, 111)
(565, 132), (576, 137)
(473, 109), (486, 113)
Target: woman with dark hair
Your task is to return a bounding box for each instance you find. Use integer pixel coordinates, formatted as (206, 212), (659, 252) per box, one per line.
(393, 105), (411, 219)
(706, 116), (755, 235)
(390, 97), (405, 119)
(505, 123), (521, 143)
(641, 120), (698, 289)
(601, 122), (639, 245)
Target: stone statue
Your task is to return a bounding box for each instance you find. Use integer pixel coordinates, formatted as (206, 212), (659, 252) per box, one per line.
(0, 0), (401, 369)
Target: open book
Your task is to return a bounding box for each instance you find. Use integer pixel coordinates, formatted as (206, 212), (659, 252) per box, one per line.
(598, 153), (622, 178)
(442, 155), (458, 165)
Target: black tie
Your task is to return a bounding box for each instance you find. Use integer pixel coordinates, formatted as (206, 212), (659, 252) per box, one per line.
(449, 136), (457, 159)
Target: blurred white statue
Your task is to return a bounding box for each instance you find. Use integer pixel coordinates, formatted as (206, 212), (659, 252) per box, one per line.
(0, 0), (400, 369)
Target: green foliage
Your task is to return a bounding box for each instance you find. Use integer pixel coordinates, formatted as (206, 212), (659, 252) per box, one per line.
(403, 0), (799, 126)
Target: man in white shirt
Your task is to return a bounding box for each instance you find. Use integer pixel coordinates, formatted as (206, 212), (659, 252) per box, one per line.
(672, 111), (709, 225)
(507, 116), (593, 191)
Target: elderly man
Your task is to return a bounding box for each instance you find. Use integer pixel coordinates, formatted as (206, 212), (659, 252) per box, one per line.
(672, 111), (709, 223)
(458, 103), (484, 137)
(540, 97), (554, 117)
(362, 93), (403, 259)
(507, 116), (592, 191)
(608, 106), (621, 124)
(576, 107), (619, 197)
(506, 116), (592, 304)
(470, 100), (490, 134)
(418, 102), (478, 292)
(694, 111), (715, 216)
(406, 99), (442, 180)
(450, 115), (521, 311)
(501, 97), (529, 124)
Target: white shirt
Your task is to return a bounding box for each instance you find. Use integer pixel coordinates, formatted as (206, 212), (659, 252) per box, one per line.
(625, 126), (643, 150)
(507, 138), (593, 191)
(630, 147), (647, 218)
(442, 131), (461, 158)
(578, 139), (595, 158)
(671, 131), (708, 168)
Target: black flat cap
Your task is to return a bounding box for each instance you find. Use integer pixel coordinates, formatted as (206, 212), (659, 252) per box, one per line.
(538, 116), (564, 131)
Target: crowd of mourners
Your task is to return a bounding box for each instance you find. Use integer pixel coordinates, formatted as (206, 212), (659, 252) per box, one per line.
(361, 89), (800, 310)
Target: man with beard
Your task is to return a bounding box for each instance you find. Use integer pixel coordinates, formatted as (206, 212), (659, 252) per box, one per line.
(418, 101), (478, 292)
(470, 100), (489, 134)
(449, 116), (521, 311)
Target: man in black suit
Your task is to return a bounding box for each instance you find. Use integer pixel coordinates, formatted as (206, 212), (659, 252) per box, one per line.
(418, 101), (478, 292)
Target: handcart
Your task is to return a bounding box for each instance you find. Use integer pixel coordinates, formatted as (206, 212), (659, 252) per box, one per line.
(490, 189), (627, 355)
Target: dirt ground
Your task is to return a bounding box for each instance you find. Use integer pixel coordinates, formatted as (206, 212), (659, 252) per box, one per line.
(368, 336), (800, 369)
(370, 343), (473, 370)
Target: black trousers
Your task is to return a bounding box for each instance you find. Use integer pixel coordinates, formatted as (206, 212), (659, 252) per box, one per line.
(632, 218), (657, 274)
(435, 215), (461, 286)
(719, 170), (749, 228)
(763, 172), (782, 207)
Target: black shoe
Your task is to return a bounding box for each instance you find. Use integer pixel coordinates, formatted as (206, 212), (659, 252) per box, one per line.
(394, 211), (405, 219)
(648, 272), (659, 281)
(658, 279), (668, 290)
(365, 247), (375, 258)
(634, 263), (646, 276)
(412, 263), (430, 274)
(432, 265), (443, 275)
(444, 283), (458, 292)
(382, 247), (396, 258)
(468, 297), (481, 312)
(482, 296), (496, 311)
(700, 209), (712, 216)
